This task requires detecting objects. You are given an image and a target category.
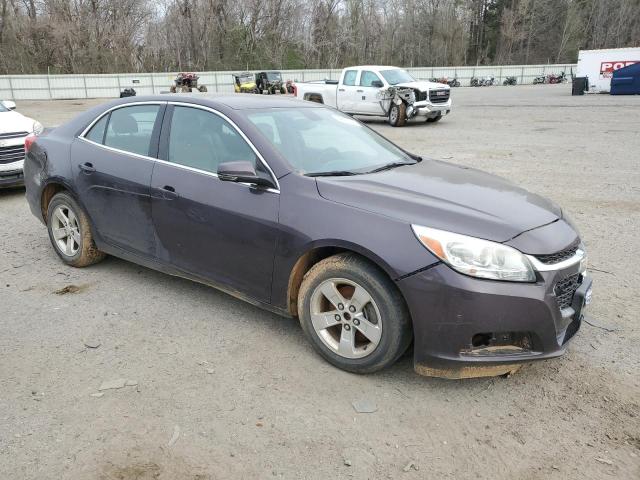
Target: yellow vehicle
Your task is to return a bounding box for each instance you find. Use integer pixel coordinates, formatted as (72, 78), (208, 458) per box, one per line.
(232, 72), (258, 93)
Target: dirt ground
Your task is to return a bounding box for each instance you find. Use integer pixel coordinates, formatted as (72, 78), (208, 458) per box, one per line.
(1, 86), (639, 479)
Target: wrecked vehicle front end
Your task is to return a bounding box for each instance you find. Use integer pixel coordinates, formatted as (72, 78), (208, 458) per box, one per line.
(378, 84), (451, 121)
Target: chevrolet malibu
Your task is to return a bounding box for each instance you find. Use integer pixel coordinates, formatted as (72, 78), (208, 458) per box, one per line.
(24, 95), (592, 378)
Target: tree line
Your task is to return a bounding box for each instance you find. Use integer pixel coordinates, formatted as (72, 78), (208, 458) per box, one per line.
(1, 0), (638, 74)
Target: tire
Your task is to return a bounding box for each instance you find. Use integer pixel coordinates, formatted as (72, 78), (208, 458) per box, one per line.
(426, 113), (442, 123)
(298, 253), (412, 374)
(388, 103), (406, 127)
(46, 192), (105, 268)
(198, 85), (208, 92)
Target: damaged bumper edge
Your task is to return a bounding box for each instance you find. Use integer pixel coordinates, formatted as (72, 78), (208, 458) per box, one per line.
(415, 363), (521, 379)
(397, 262), (591, 379)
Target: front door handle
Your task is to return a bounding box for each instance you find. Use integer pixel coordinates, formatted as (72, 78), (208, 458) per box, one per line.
(161, 185), (177, 200)
(356, 89), (364, 93)
(338, 88), (345, 92)
(79, 162), (96, 173)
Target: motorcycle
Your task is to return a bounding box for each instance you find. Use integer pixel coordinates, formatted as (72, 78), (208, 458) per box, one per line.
(533, 75), (546, 84)
(470, 76), (480, 87)
(447, 77), (461, 87)
(547, 71), (567, 84)
(480, 76), (496, 86)
(503, 76), (517, 86)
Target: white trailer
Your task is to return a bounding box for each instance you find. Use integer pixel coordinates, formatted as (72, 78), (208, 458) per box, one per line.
(576, 47), (640, 93)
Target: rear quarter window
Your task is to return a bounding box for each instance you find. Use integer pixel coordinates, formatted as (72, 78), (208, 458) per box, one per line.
(85, 114), (109, 144)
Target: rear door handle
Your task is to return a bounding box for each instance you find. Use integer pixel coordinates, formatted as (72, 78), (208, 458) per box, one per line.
(356, 89), (364, 93)
(79, 162), (96, 173)
(338, 88), (345, 92)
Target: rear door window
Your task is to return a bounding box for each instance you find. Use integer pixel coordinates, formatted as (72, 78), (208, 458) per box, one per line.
(103, 105), (161, 156)
(343, 70), (357, 86)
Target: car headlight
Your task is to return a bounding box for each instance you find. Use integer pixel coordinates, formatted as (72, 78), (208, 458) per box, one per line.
(411, 225), (536, 282)
(32, 121), (44, 135)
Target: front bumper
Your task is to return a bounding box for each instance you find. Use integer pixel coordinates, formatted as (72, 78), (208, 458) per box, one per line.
(0, 159), (24, 188)
(397, 261), (592, 378)
(411, 99), (452, 116)
(1, 135), (27, 188)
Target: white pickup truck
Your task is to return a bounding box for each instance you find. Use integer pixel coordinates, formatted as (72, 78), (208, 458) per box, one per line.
(294, 65), (451, 127)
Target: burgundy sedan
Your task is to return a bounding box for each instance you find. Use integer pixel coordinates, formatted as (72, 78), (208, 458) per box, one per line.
(23, 95), (592, 378)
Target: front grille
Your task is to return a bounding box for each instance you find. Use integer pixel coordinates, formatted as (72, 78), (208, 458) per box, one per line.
(535, 242), (579, 264)
(429, 89), (450, 103)
(554, 273), (581, 310)
(0, 144), (25, 165)
(415, 90), (428, 102)
(0, 131), (29, 140)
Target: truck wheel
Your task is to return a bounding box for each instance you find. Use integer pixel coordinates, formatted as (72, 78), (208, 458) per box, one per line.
(426, 113), (442, 123)
(388, 103), (406, 127)
(297, 253), (412, 374)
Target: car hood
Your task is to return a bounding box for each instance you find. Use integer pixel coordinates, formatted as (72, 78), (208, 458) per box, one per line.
(315, 159), (563, 244)
(395, 81), (449, 92)
(0, 110), (35, 134)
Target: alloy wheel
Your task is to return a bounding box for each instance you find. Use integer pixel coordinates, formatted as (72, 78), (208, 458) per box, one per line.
(309, 278), (382, 359)
(51, 204), (81, 257)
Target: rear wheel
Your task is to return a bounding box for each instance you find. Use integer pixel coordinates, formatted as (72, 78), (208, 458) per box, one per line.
(298, 253), (412, 374)
(388, 103), (406, 127)
(46, 192), (105, 267)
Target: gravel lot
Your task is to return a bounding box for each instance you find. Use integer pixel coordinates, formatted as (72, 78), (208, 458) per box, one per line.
(1, 85), (639, 479)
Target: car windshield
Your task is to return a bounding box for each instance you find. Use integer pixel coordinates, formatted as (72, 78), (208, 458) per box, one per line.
(266, 72), (281, 81)
(243, 107), (415, 175)
(380, 69), (416, 85)
(0, 103), (8, 112)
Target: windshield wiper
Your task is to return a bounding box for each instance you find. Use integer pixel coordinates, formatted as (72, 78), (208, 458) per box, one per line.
(366, 161), (416, 174)
(306, 170), (360, 177)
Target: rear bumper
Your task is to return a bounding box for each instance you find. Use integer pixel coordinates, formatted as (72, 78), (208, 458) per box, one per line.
(397, 262), (592, 379)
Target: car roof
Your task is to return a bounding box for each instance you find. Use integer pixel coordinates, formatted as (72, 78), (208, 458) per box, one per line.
(348, 65), (400, 70)
(112, 94), (321, 111)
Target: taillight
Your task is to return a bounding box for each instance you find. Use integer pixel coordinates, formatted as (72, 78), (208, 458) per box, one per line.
(24, 133), (37, 153)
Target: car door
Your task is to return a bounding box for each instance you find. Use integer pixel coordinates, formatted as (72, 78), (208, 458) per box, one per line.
(150, 104), (280, 303)
(353, 70), (386, 115)
(336, 69), (359, 112)
(73, 102), (165, 257)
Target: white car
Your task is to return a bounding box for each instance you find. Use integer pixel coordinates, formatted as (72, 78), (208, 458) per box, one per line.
(0, 100), (43, 188)
(295, 66), (452, 127)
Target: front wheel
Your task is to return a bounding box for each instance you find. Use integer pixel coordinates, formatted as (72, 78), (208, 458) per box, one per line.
(388, 103), (406, 127)
(298, 253), (412, 374)
(47, 192), (105, 267)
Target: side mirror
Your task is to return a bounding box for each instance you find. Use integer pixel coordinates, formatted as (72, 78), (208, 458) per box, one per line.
(371, 80), (384, 88)
(217, 161), (275, 188)
(2, 100), (16, 110)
